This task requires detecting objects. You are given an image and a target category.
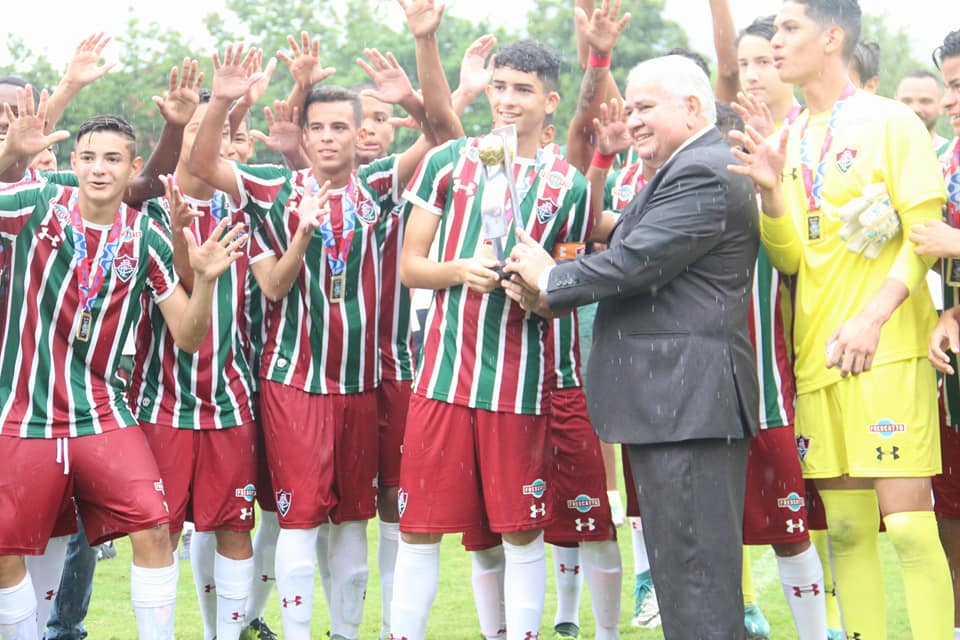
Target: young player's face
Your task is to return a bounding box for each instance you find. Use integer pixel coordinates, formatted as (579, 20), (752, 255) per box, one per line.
(228, 118), (255, 163)
(942, 56), (960, 136)
(623, 78), (698, 170)
(356, 94), (395, 165)
(486, 66), (559, 143)
(0, 84), (20, 143)
(896, 76), (943, 133)
(738, 34), (794, 111)
(29, 146), (57, 172)
(302, 100), (360, 174)
(181, 103), (231, 167)
(70, 131), (142, 206)
(772, 2), (832, 86)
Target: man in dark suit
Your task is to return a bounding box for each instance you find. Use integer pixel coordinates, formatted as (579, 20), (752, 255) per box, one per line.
(504, 54), (760, 639)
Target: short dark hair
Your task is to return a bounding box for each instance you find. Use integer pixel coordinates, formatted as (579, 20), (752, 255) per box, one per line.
(494, 40), (561, 92)
(0, 76), (40, 109)
(75, 115), (137, 157)
(850, 40), (880, 84)
(301, 86), (362, 127)
(662, 47), (711, 78)
(737, 15), (777, 46)
(716, 101), (744, 136)
(934, 30), (960, 70)
(899, 68), (942, 88)
(792, 0), (862, 61)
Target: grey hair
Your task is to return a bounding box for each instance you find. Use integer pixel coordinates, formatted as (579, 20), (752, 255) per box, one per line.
(626, 55), (717, 125)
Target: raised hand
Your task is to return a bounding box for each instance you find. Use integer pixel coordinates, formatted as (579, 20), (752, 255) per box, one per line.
(153, 58), (202, 126)
(251, 100), (303, 157)
(243, 49), (277, 108)
(458, 35), (496, 96)
(160, 174), (202, 234)
(910, 219), (960, 258)
(731, 91), (776, 139)
(62, 33), (116, 88)
(574, 0), (632, 57)
(727, 124), (788, 192)
(212, 44), (263, 101)
(357, 49), (416, 106)
(186, 217), (247, 282)
(0, 86), (70, 159)
(592, 98), (632, 157)
(294, 179), (331, 239)
(398, 0), (445, 39)
(278, 31), (335, 90)
(930, 306), (960, 375)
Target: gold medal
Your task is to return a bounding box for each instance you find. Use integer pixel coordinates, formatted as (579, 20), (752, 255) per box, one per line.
(947, 258), (960, 287)
(806, 214), (822, 242)
(76, 311), (92, 342)
(329, 274), (345, 303)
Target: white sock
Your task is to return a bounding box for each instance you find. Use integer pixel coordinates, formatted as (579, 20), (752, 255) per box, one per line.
(390, 540), (440, 640)
(328, 520), (369, 640)
(552, 546), (582, 628)
(315, 522), (332, 609)
(25, 534), (68, 638)
(502, 533), (546, 640)
(630, 518), (649, 574)
(246, 509), (279, 621)
(378, 520), (399, 638)
(274, 527), (318, 640)
(581, 540), (622, 640)
(777, 544), (828, 640)
(954, 626), (960, 640)
(215, 552), (253, 640)
(471, 546), (506, 640)
(0, 572), (39, 640)
(189, 531), (218, 640)
(130, 559), (178, 640)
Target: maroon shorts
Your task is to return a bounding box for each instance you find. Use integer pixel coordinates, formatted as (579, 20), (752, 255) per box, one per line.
(252, 394), (276, 512)
(141, 422), (257, 534)
(934, 417), (960, 520)
(544, 388), (616, 546)
(378, 379), (412, 488)
(0, 429), (168, 554)
(398, 394), (553, 534)
(743, 427), (810, 545)
(51, 496), (78, 539)
(259, 381), (378, 527)
(622, 447), (641, 518)
(805, 480), (828, 530)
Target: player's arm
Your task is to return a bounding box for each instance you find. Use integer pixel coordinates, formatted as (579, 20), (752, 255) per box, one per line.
(249, 182), (330, 302)
(0, 87), (69, 178)
(451, 35), (496, 115)
(229, 49), (276, 136)
(189, 45), (263, 201)
(43, 33), (116, 136)
(125, 59), (202, 205)
(566, 0), (631, 173)
(156, 218), (247, 353)
(709, 0), (739, 103)
(587, 98), (632, 240)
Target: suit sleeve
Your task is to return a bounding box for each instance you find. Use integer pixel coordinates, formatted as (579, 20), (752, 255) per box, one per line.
(546, 162), (736, 308)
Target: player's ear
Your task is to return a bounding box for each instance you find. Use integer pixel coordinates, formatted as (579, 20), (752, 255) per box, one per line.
(544, 91), (561, 115)
(131, 156), (144, 175)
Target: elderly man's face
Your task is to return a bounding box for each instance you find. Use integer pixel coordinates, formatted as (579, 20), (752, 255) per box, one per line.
(623, 78), (698, 170)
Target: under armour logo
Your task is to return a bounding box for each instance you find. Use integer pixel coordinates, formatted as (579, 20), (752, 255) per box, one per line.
(204, 584), (215, 593)
(240, 507), (253, 520)
(876, 446), (900, 460)
(574, 517), (596, 532)
(231, 611), (245, 621)
(523, 632), (540, 640)
(786, 519), (805, 533)
(792, 583), (821, 598)
(260, 574), (273, 583)
(453, 180), (477, 197)
(38, 225), (60, 247)
(851, 634), (862, 640)
(558, 563), (580, 575)
(389, 635), (409, 640)
(780, 168), (800, 182)
(45, 589), (56, 600)
(530, 503), (546, 518)
(282, 595), (303, 608)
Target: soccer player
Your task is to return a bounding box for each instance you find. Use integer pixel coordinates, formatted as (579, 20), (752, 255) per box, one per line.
(730, 1), (952, 638)
(896, 69), (951, 155)
(0, 88), (246, 640)
(188, 11), (457, 639)
(848, 40), (880, 93)
(912, 27), (960, 640)
(393, 27), (598, 635)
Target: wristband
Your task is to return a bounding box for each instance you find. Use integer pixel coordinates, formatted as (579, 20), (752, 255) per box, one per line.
(591, 150), (615, 170)
(588, 51), (611, 69)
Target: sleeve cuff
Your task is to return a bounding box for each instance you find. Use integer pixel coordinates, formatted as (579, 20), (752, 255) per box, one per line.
(538, 265), (555, 293)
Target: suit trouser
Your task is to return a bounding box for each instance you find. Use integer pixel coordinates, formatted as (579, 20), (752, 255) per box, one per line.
(626, 437), (750, 640)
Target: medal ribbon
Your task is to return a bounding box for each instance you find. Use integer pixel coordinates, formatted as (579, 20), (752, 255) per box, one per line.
(945, 138), (960, 228)
(68, 191), (126, 313)
(314, 174), (357, 276)
(505, 148), (550, 228)
(798, 83), (856, 212)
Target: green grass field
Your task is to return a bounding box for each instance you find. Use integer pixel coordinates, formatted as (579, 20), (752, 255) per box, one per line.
(78, 516), (912, 639)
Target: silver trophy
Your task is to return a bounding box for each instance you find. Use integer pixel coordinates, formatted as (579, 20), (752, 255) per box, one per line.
(478, 125), (523, 275)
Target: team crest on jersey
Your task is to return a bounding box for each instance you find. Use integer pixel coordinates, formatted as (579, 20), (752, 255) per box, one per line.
(796, 435), (811, 462)
(357, 200), (377, 224)
(777, 492), (805, 513)
(113, 254), (137, 282)
(536, 200), (559, 224)
(612, 185), (635, 203)
(52, 203), (70, 225)
(566, 494), (601, 513)
(541, 170), (573, 190)
(463, 145), (481, 163)
(522, 478), (547, 499)
(868, 418), (906, 438)
(835, 147), (859, 174)
(234, 484), (257, 502)
(397, 488), (408, 518)
(275, 489), (293, 518)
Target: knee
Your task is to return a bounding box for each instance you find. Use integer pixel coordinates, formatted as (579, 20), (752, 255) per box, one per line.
(378, 486), (399, 522)
(214, 529), (253, 559)
(501, 529), (542, 547)
(772, 539), (811, 558)
(0, 556), (26, 588)
(401, 532), (442, 545)
(129, 525), (173, 566)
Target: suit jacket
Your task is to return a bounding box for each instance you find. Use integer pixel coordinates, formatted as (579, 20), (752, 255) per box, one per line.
(547, 128), (760, 445)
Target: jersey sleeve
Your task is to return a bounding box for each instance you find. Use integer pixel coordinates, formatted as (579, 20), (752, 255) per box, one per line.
(40, 170), (80, 187)
(248, 222), (277, 265)
(602, 169), (619, 214)
(230, 162), (294, 221)
(558, 172), (593, 243)
(144, 218), (180, 303)
(359, 155), (401, 215)
(402, 140), (459, 217)
(0, 180), (58, 242)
